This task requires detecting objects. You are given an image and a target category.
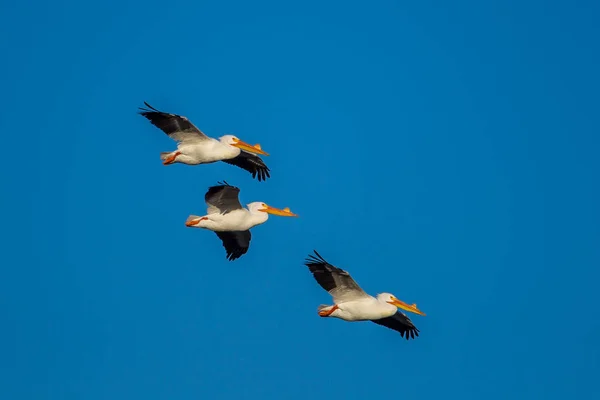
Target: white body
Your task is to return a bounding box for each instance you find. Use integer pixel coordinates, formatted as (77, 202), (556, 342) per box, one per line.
(306, 251), (424, 323)
(320, 295), (398, 322)
(164, 138), (241, 165)
(187, 202), (270, 232)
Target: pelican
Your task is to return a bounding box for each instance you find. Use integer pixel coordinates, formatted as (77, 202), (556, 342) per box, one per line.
(186, 181), (298, 261)
(304, 250), (426, 339)
(138, 102), (271, 181)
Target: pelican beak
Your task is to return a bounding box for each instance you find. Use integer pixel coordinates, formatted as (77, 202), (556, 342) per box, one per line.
(260, 205), (298, 217)
(390, 298), (426, 316)
(232, 139), (269, 156)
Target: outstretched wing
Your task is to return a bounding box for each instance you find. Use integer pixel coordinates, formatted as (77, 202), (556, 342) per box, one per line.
(371, 312), (420, 340)
(215, 231), (251, 261)
(138, 102), (209, 143)
(221, 151), (270, 182)
(204, 181), (243, 214)
(304, 250), (370, 303)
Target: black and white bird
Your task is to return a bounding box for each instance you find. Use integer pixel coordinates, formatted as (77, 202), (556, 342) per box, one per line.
(304, 250), (426, 340)
(186, 182), (298, 261)
(138, 102), (271, 181)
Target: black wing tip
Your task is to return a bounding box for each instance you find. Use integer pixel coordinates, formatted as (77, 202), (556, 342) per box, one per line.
(137, 102), (184, 119)
(398, 314), (421, 340)
(215, 231), (251, 261)
(304, 250), (341, 269)
(207, 181), (240, 192)
(303, 250), (348, 277)
(304, 249), (328, 267)
(372, 316), (421, 340)
(216, 238), (250, 261)
(138, 110), (154, 117)
(401, 327), (420, 340)
(225, 250), (245, 261)
(223, 152), (271, 181)
(243, 167), (271, 182)
(137, 104), (171, 123)
(137, 101), (160, 114)
(223, 242), (249, 261)
(249, 168), (270, 182)
(253, 165), (271, 182)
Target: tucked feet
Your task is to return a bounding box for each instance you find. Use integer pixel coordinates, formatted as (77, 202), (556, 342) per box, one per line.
(318, 304), (339, 317)
(162, 151), (181, 165)
(185, 216), (208, 227)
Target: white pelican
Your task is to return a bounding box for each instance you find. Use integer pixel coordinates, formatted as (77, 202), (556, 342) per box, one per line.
(185, 181), (298, 260)
(304, 250), (426, 339)
(138, 102), (271, 181)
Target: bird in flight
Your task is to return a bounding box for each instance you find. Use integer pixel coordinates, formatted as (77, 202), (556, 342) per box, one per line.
(139, 102), (271, 181)
(186, 182), (298, 260)
(304, 250), (426, 339)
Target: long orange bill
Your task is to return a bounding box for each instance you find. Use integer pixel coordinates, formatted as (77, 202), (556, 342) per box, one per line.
(261, 205), (298, 217)
(391, 299), (426, 316)
(232, 139), (269, 156)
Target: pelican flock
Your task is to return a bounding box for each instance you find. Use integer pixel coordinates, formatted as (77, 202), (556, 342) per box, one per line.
(139, 101), (427, 340)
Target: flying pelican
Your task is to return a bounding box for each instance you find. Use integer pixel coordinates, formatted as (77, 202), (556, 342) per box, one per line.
(138, 102), (271, 181)
(304, 250), (426, 339)
(186, 182), (298, 261)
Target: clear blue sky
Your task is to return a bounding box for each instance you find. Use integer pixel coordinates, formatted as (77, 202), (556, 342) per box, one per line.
(1, 1), (599, 399)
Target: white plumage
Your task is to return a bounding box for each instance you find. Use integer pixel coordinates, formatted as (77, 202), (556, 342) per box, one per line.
(185, 182), (297, 261)
(305, 251), (426, 340)
(139, 102), (271, 181)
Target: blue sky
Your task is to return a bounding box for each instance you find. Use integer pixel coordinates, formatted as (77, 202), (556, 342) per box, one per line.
(2, 0), (599, 399)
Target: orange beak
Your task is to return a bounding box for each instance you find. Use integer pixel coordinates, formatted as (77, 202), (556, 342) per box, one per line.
(260, 205), (298, 217)
(232, 139), (269, 156)
(389, 298), (426, 316)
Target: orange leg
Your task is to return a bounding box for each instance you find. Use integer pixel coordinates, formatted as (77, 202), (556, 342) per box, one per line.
(318, 304), (339, 317)
(163, 151), (181, 165)
(185, 216), (208, 227)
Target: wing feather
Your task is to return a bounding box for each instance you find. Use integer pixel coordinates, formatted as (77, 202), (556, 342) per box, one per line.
(204, 181), (243, 214)
(371, 312), (420, 340)
(304, 250), (370, 303)
(221, 151), (270, 182)
(215, 231), (251, 261)
(138, 102), (209, 143)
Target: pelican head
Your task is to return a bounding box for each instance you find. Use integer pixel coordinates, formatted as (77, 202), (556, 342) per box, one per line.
(247, 202), (298, 217)
(378, 293), (426, 316)
(219, 135), (269, 156)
